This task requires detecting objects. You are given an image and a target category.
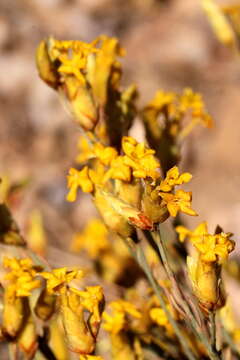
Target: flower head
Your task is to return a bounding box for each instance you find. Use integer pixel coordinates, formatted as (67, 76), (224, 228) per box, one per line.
(122, 136), (160, 179)
(41, 267), (83, 294)
(3, 257), (42, 300)
(67, 167), (94, 202)
(71, 286), (104, 322)
(159, 190), (197, 217)
(158, 166), (192, 192)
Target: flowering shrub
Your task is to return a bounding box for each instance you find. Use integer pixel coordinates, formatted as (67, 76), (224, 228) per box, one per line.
(0, 28), (239, 360)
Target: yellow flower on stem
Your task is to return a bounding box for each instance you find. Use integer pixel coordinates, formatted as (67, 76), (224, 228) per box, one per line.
(71, 286), (104, 323)
(194, 233), (235, 263)
(93, 143), (118, 166)
(122, 136), (160, 180)
(158, 190), (197, 217)
(66, 167), (94, 202)
(71, 218), (110, 258)
(41, 267), (84, 294)
(158, 166), (192, 192)
(3, 257), (41, 300)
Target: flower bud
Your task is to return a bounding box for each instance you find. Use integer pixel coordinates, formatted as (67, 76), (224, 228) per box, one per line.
(187, 256), (225, 312)
(60, 292), (95, 354)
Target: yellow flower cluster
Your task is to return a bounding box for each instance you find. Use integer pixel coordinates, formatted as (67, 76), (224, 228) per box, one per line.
(156, 166), (197, 217)
(3, 257), (41, 300)
(41, 267), (84, 294)
(176, 222), (235, 263)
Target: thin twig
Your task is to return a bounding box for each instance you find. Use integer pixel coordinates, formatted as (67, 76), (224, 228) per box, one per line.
(121, 236), (197, 360)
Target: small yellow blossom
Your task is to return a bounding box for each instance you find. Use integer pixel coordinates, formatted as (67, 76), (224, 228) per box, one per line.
(76, 138), (118, 166)
(176, 222), (235, 263)
(71, 286), (104, 322)
(175, 221), (208, 242)
(159, 190), (197, 217)
(122, 136), (160, 179)
(3, 257), (41, 300)
(158, 166), (192, 192)
(66, 167), (93, 202)
(179, 88), (213, 128)
(41, 267), (84, 294)
(71, 219), (110, 258)
(194, 233), (235, 263)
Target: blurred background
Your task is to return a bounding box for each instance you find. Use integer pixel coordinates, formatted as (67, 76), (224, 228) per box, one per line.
(0, 0), (240, 255)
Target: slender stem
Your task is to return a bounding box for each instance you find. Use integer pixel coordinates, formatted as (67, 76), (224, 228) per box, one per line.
(121, 236), (197, 360)
(152, 226), (221, 360)
(209, 312), (217, 351)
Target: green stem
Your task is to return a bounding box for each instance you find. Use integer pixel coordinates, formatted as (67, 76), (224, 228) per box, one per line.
(209, 312), (217, 351)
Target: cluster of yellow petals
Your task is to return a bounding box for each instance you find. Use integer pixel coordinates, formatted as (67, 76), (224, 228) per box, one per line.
(122, 136), (160, 179)
(159, 190), (197, 217)
(103, 299), (141, 335)
(3, 257), (41, 300)
(158, 165), (192, 192)
(176, 222), (235, 263)
(71, 286), (104, 322)
(179, 88), (213, 127)
(77, 136), (117, 166)
(67, 167), (94, 201)
(41, 267), (84, 294)
(71, 218), (110, 258)
(48, 37), (100, 84)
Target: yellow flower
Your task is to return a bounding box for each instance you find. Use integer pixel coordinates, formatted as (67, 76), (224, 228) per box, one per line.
(179, 88), (213, 126)
(194, 232), (235, 263)
(158, 166), (192, 192)
(41, 267), (84, 294)
(176, 222), (235, 263)
(71, 219), (110, 258)
(106, 156), (131, 182)
(3, 257), (41, 300)
(76, 138), (118, 166)
(122, 136), (160, 179)
(159, 190), (197, 217)
(71, 286), (104, 322)
(175, 221), (208, 242)
(66, 167), (93, 202)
